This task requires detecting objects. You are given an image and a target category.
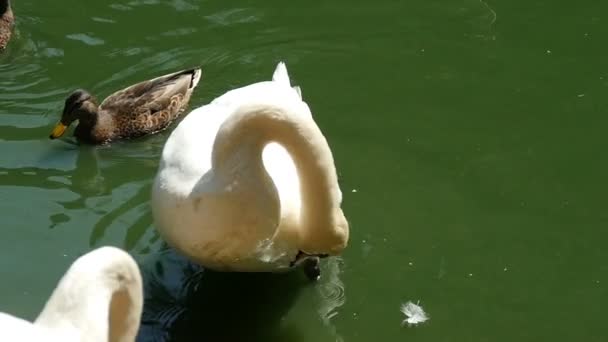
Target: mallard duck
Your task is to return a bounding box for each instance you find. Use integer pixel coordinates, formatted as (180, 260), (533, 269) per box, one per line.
(151, 62), (349, 280)
(0, 246), (143, 342)
(49, 67), (202, 144)
(0, 0), (13, 50)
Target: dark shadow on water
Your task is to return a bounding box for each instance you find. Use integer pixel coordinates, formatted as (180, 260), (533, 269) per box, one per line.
(137, 245), (309, 342)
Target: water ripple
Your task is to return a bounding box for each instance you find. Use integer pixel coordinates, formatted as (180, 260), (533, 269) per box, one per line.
(168, 0), (199, 12)
(317, 257), (347, 322)
(160, 27), (198, 37)
(109, 3), (132, 11)
(65, 33), (106, 46)
(97, 47), (200, 91)
(91, 17), (116, 24)
(204, 8), (262, 27)
(315, 257), (346, 341)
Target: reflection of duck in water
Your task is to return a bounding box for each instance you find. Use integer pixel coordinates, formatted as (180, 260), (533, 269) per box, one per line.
(151, 63), (349, 280)
(49, 67), (202, 144)
(0, 0), (13, 50)
(0, 247), (143, 341)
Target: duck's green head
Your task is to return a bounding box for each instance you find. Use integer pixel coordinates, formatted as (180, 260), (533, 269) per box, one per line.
(50, 89), (96, 139)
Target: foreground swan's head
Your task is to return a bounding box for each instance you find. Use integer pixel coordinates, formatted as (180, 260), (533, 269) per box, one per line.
(0, 246), (143, 342)
(152, 62), (349, 272)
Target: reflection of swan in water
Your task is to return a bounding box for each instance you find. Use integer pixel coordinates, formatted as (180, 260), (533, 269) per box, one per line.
(137, 245), (302, 341)
(136, 245), (348, 342)
(136, 246), (203, 342)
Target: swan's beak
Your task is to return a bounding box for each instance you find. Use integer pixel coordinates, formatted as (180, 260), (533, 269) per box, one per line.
(49, 122), (68, 139)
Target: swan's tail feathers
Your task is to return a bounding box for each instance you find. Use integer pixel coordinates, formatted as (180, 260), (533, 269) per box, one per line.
(272, 61), (291, 86)
(293, 86), (302, 99)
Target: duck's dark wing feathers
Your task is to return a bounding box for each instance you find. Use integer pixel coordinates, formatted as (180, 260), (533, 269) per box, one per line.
(99, 68), (200, 117)
(97, 67), (201, 138)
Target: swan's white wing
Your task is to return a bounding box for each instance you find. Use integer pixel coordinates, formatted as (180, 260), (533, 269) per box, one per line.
(0, 313), (56, 341)
(153, 62), (318, 271)
(157, 101), (228, 195)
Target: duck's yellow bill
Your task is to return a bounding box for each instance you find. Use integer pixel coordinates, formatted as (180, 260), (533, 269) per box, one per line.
(49, 123), (67, 139)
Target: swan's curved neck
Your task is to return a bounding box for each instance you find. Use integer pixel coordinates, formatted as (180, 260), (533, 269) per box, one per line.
(34, 257), (142, 342)
(212, 103), (344, 251)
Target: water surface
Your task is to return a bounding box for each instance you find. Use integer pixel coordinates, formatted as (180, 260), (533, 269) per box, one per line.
(1, 0), (607, 341)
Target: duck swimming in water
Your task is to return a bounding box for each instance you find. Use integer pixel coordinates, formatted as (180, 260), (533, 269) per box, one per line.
(0, 0), (14, 50)
(49, 67), (202, 144)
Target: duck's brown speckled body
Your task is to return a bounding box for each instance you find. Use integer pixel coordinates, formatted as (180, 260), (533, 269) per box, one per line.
(0, 0), (14, 50)
(50, 67), (202, 144)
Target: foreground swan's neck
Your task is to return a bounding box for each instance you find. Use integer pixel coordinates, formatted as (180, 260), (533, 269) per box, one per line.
(212, 102), (346, 252)
(34, 247), (143, 342)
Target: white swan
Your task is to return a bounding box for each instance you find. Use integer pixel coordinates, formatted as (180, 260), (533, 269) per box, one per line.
(152, 62), (349, 273)
(0, 247), (143, 342)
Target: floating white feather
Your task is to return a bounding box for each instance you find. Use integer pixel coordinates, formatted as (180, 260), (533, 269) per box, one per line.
(400, 301), (429, 326)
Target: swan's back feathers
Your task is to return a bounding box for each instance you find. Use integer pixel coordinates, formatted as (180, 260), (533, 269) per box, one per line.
(272, 62), (302, 99)
(272, 62), (291, 86)
(272, 62), (303, 99)
(292, 86), (302, 99)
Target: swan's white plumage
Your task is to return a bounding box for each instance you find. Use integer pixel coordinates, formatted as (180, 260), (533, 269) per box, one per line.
(272, 61), (291, 86)
(0, 247), (143, 342)
(0, 314), (50, 341)
(152, 62), (349, 272)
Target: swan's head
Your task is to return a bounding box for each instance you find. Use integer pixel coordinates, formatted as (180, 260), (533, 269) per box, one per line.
(300, 208), (349, 256)
(49, 89), (98, 139)
(331, 208), (350, 253)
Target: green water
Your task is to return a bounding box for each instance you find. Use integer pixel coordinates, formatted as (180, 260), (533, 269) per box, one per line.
(1, 0), (607, 341)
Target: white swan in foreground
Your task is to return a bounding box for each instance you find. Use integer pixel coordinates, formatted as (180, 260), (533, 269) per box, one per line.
(152, 62), (349, 275)
(0, 247), (143, 342)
